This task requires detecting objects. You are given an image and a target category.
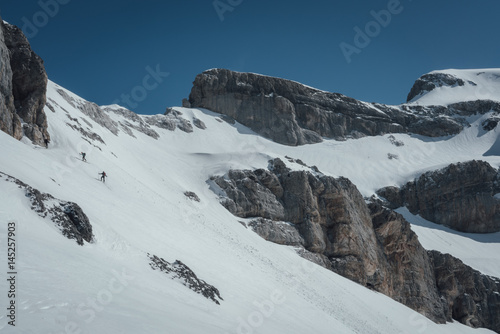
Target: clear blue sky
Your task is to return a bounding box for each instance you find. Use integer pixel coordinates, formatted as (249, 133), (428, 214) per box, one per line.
(1, 0), (499, 115)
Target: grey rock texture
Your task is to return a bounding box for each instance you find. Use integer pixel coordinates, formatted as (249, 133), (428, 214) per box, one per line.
(369, 203), (447, 322)
(212, 159), (448, 323)
(102, 105), (159, 139)
(148, 254), (223, 305)
(428, 250), (500, 332)
(188, 69), (500, 146)
(184, 191), (200, 202)
(0, 19), (49, 145)
(57, 89), (119, 135)
(212, 169), (285, 220)
(378, 160), (500, 233)
(406, 72), (472, 102)
(248, 218), (304, 247)
(0, 171), (93, 245)
(0, 19), (20, 140)
(211, 158), (500, 330)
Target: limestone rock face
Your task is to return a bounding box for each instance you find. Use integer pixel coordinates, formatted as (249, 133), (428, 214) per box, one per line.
(212, 158), (500, 330)
(369, 203), (447, 322)
(428, 251), (500, 332)
(0, 171), (93, 245)
(212, 159), (448, 323)
(378, 160), (500, 233)
(0, 19), (21, 140)
(2, 21), (49, 145)
(406, 72), (470, 102)
(248, 218), (304, 247)
(188, 69), (499, 146)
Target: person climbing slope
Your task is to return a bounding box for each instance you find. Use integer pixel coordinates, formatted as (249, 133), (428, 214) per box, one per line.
(99, 171), (107, 183)
(80, 152), (87, 162)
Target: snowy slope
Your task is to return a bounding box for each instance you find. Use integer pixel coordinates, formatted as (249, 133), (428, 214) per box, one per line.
(407, 68), (500, 106)
(0, 79), (499, 333)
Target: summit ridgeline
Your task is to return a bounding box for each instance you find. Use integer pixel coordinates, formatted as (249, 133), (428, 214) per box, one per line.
(188, 68), (500, 146)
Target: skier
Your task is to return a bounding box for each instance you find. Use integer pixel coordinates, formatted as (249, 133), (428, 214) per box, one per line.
(80, 152), (87, 162)
(44, 138), (49, 148)
(99, 171), (107, 183)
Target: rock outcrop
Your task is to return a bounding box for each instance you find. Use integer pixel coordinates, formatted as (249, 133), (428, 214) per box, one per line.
(378, 160), (500, 233)
(428, 251), (500, 332)
(188, 69), (499, 146)
(406, 72), (473, 102)
(148, 254), (223, 305)
(211, 158), (500, 331)
(0, 19), (49, 146)
(0, 171), (93, 245)
(0, 18), (20, 140)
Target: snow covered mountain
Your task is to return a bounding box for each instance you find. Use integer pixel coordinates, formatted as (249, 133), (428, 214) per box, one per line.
(1, 19), (500, 334)
(407, 68), (500, 105)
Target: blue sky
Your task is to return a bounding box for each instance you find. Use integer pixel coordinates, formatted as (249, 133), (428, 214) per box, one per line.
(1, 0), (499, 115)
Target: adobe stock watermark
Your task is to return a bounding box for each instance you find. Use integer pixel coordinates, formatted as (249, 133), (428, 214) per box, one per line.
(111, 65), (169, 110)
(50, 268), (135, 334)
(21, 0), (71, 39)
(213, 0), (243, 22)
(226, 258), (317, 334)
(339, 0), (411, 64)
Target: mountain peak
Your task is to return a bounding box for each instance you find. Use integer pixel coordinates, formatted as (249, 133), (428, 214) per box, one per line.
(407, 68), (500, 105)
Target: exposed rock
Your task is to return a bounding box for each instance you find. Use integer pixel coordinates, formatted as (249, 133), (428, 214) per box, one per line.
(165, 108), (193, 133)
(482, 116), (500, 131)
(0, 171), (93, 245)
(147, 253), (223, 305)
(0, 19), (49, 146)
(182, 98), (191, 108)
(428, 250), (500, 331)
(56, 90), (119, 135)
(211, 158), (500, 330)
(248, 218), (304, 247)
(193, 117), (206, 130)
(65, 123), (105, 144)
(188, 69), (497, 146)
(407, 72), (471, 102)
(378, 160), (500, 233)
(212, 169), (285, 220)
(144, 108), (194, 133)
(184, 191), (200, 202)
(388, 135), (404, 147)
(0, 19), (20, 140)
(387, 153), (398, 160)
(369, 203), (447, 322)
(103, 105), (160, 139)
(212, 159), (445, 322)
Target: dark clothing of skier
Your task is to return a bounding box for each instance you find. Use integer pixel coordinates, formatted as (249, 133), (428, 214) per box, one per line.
(80, 152), (86, 162)
(99, 171), (107, 183)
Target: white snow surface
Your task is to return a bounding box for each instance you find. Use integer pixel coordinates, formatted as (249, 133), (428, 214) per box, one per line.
(407, 68), (500, 106)
(0, 79), (500, 333)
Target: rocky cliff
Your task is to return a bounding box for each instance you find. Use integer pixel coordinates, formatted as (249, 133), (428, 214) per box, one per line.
(406, 72), (473, 102)
(428, 251), (500, 332)
(0, 18), (49, 146)
(0, 18), (20, 140)
(188, 69), (500, 146)
(378, 160), (500, 233)
(210, 158), (500, 331)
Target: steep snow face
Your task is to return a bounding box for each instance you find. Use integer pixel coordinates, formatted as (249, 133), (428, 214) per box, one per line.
(407, 68), (500, 106)
(0, 79), (499, 334)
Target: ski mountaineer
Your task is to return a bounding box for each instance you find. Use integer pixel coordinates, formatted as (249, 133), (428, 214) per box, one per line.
(80, 152), (87, 162)
(99, 171), (107, 183)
